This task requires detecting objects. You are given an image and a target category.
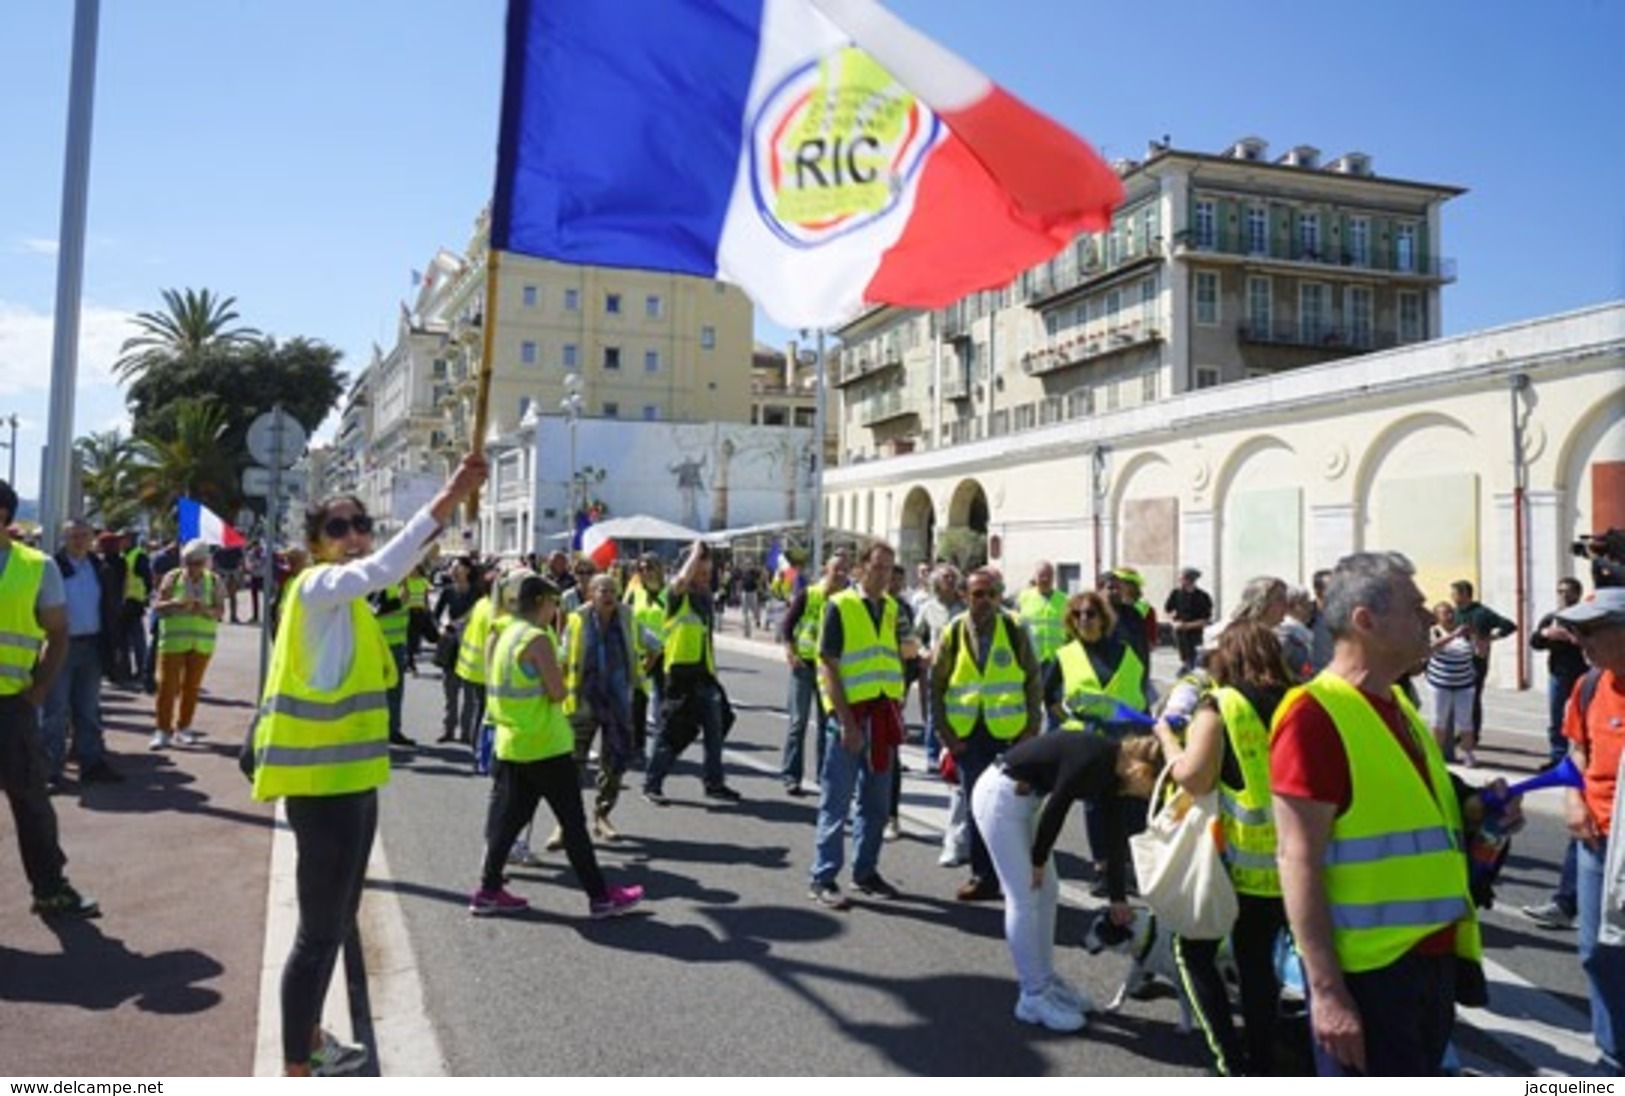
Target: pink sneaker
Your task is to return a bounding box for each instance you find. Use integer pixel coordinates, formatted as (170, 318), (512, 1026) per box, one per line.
(469, 887), (529, 917)
(589, 884), (644, 919)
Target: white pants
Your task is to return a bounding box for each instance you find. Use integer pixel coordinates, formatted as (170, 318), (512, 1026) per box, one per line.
(941, 782), (969, 860)
(971, 767), (1059, 996)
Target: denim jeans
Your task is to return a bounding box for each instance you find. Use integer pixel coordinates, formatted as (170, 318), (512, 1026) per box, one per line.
(1556, 838), (1580, 916)
(780, 661), (825, 788)
(810, 717), (891, 886)
(1550, 672), (1582, 762)
(644, 677), (725, 793)
(1309, 951), (1456, 1076)
(0, 694), (69, 896)
(954, 727), (1005, 886)
(1578, 839), (1625, 1070)
(41, 636), (105, 777)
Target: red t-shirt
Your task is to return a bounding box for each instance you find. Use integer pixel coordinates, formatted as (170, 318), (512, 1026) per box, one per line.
(1270, 683), (1457, 955)
(1567, 670), (1625, 836)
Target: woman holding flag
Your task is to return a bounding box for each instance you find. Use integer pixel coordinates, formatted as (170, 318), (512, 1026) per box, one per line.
(247, 452), (486, 1077)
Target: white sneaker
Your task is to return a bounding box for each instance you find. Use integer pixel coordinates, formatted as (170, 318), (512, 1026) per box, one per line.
(506, 842), (542, 867)
(149, 730), (172, 751)
(176, 728), (201, 745)
(1045, 974), (1096, 1015)
(1015, 990), (1086, 1032)
(938, 848), (966, 868)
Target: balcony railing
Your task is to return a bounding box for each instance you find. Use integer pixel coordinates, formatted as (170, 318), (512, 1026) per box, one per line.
(1021, 319), (1163, 376)
(1175, 230), (1455, 280)
(858, 389), (917, 427)
(1026, 236), (1159, 306)
(1237, 322), (1399, 351)
(940, 370), (972, 400)
(836, 351), (904, 386)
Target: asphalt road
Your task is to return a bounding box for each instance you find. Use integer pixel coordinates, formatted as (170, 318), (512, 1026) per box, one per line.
(370, 636), (1597, 1076)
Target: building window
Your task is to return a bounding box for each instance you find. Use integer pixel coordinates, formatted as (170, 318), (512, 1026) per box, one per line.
(1346, 286), (1373, 347)
(1194, 271), (1219, 326)
(1399, 291), (1424, 342)
(563, 343), (578, 369)
(1297, 212), (1321, 259)
(520, 340), (537, 364)
(700, 325), (716, 349)
(1247, 206), (1268, 255)
(1142, 205), (1161, 252)
(1107, 224), (1122, 266)
(1247, 276), (1272, 338)
(1195, 366), (1221, 389)
(1140, 278), (1157, 307)
(431, 359), (447, 379)
(1106, 289), (1122, 317)
(1194, 200), (1216, 249)
(605, 292), (622, 315)
(604, 346), (621, 370)
(645, 294), (663, 318)
(603, 401), (619, 418)
(1347, 217), (1370, 266)
(794, 407), (816, 427)
(522, 285), (538, 308)
(1395, 224), (1417, 273)
(1141, 372), (1158, 403)
(564, 288), (580, 312)
(643, 405), (659, 421)
(644, 349), (660, 373)
(1299, 282), (1328, 343)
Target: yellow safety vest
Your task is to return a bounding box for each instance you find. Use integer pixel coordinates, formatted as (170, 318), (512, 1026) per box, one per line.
(943, 613), (1029, 741)
(250, 565), (395, 801)
(562, 604), (644, 716)
(663, 591), (715, 676)
(455, 596), (495, 684)
(1280, 673), (1482, 974)
(794, 582), (831, 661)
(487, 619), (572, 762)
(1017, 587), (1068, 664)
(123, 547), (147, 603)
(375, 583), (410, 649)
(404, 575), (431, 612)
(158, 571), (220, 655)
(1056, 640), (1147, 729)
(1212, 686), (1280, 897)
(819, 589), (903, 708)
(0, 542), (48, 697)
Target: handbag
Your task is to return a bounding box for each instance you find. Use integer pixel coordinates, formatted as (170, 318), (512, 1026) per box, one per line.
(1128, 764), (1239, 940)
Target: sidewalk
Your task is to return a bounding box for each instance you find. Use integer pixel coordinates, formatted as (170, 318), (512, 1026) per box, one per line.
(0, 621), (275, 1077)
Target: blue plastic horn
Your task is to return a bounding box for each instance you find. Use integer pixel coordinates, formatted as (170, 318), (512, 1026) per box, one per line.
(1481, 755), (1585, 813)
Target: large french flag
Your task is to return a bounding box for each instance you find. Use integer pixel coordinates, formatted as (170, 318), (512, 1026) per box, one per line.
(491, 0), (1124, 329)
(177, 497), (246, 549)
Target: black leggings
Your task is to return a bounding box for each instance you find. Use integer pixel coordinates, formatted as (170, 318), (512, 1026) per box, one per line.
(1174, 893), (1290, 1076)
(281, 790), (377, 1067)
(482, 753), (605, 899)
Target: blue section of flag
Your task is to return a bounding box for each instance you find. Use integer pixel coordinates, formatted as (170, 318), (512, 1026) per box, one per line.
(765, 537), (783, 574)
(177, 497), (201, 542)
(490, 0), (765, 275)
(571, 509), (590, 552)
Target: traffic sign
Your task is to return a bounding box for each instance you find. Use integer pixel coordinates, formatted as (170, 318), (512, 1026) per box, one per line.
(246, 408), (307, 469)
(242, 465), (303, 499)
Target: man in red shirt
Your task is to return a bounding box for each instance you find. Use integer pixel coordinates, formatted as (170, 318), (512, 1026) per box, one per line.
(1557, 586), (1625, 1074)
(1271, 551), (1497, 1076)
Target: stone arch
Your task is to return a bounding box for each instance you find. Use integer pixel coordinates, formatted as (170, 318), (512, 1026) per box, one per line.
(948, 478), (989, 532)
(1352, 411), (1482, 603)
(899, 486), (936, 567)
(1212, 435), (1303, 608)
(1552, 388), (1625, 540)
(1109, 451), (1181, 601)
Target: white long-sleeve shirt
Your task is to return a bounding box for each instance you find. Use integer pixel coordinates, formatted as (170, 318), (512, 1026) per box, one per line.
(293, 508), (441, 691)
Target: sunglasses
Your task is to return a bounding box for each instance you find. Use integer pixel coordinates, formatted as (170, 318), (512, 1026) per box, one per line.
(1073, 609), (1100, 621)
(968, 589), (995, 600)
(322, 514), (374, 539)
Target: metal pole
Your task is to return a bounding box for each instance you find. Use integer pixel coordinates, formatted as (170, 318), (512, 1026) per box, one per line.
(811, 330), (827, 576)
(1510, 374), (1530, 691)
(4, 413), (16, 486)
(40, 0), (101, 553)
(258, 405), (284, 692)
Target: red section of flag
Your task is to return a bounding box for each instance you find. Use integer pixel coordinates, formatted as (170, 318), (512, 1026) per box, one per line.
(582, 525), (617, 569)
(865, 86), (1122, 308)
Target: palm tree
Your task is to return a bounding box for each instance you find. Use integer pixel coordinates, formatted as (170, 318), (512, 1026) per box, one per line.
(131, 398), (236, 530)
(75, 429), (144, 529)
(113, 287), (261, 384)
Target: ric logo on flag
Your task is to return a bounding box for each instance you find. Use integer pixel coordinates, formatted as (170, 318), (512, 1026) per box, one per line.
(750, 47), (940, 249)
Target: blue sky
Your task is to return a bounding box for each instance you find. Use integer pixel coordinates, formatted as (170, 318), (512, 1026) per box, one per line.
(2, 0), (1621, 499)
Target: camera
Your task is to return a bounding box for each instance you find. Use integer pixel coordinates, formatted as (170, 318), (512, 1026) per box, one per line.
(1573, 528), (1625, 589)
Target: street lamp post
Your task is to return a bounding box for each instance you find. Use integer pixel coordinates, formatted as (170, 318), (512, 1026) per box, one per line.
(1, 412), (17, 486)
(561, 372), (583, 540)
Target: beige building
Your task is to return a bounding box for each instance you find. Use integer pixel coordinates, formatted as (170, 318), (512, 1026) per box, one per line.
(824, 303), (1625, 692)
(834, 137), (1462, 464)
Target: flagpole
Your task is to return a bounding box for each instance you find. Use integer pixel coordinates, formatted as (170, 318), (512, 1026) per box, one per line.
(810, 329), (827, 578)
(466, 247), (503, 535)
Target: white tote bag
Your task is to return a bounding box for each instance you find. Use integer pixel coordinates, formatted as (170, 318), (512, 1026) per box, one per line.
(1129, 764), (1239, 940)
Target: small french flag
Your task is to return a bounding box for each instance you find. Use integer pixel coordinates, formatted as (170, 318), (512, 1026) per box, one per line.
(178, 497), (247, 548)
(581, 524), (617, 570)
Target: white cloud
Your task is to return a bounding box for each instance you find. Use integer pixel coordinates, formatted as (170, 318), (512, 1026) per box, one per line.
(0, 299), (134, 396)
(20, 238), (59, 256)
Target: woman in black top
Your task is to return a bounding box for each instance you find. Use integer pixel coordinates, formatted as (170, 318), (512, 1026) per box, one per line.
(970, 729), (1162, 1032)
(1152, 621), (1303, 1076)
(432, 559), (482, 743)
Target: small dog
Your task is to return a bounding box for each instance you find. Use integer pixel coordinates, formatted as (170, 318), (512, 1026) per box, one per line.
(1082, 910), (1237, 1035)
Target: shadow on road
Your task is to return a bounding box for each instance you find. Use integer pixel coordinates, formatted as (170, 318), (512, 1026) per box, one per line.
(0, 919), (223, 1014)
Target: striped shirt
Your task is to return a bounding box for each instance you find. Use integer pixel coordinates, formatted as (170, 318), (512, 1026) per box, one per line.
(1425, 627), (1477, 690)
